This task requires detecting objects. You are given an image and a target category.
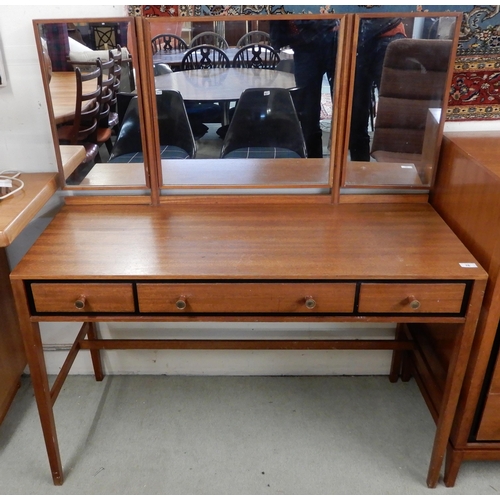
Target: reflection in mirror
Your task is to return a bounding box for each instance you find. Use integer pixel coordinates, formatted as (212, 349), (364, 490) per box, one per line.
(343, 14), (458, 190)
(34, 18), (149, 190)
(144, 16), (342, 190)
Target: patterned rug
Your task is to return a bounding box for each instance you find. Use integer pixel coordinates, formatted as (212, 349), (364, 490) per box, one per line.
(320, 92), (332, 121)
(447, 55), (500, 120)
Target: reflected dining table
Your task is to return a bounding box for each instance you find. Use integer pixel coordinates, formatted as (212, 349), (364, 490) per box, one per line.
(154, 67), (297, 124)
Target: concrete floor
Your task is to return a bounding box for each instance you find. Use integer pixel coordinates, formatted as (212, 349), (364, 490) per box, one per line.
(1, 375), (499, 495)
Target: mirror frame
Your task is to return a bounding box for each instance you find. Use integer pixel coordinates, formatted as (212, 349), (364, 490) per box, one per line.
(338, 11), (462, 200)
(33, 16), (152, 199)
(139, 13), (348, 199)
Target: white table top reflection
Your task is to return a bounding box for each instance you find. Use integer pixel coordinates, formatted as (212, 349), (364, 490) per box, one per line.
(154, 67), (297, 102)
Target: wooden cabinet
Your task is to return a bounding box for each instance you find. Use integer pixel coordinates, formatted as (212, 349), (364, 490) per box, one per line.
(0, 173), (58, 424)
(420, 131), (500, 484)
(0, 249), (26, 423)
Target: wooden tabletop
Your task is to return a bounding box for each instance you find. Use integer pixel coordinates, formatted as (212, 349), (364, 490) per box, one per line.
(0, 173), (58, 247)
(59, 145), (86, 179)
(49, 71), (97, 125)
(11, 202), (486, 281)
(154, 68), (296, 101)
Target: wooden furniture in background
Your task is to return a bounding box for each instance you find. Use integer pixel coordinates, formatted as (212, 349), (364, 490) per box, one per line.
(0, 173), (58, 424)
(10, 202), (487, 487)
(416, 131), (500, 485)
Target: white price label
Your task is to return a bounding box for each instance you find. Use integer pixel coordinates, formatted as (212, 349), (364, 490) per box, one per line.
(460, 263), (478, 268)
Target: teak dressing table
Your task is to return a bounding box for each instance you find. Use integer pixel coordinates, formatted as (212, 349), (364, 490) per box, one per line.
(10, 202), (487, 487)
(20, 11), (487, 489)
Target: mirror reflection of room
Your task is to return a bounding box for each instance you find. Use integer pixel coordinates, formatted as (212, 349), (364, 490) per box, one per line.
(36, 19), (148, 189)
(345, 15), (456, 189)
(148, 19), (338, 162)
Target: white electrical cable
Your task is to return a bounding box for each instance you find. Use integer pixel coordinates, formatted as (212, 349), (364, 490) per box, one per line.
(0, 170), (24, 200)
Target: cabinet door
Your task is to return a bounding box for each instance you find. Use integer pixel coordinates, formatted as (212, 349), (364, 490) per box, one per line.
(476, 331), (500, 441)
(0, 249), (26, 424)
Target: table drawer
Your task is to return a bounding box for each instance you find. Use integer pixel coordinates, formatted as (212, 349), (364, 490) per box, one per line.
(137, 283), (356, 314)
(358, 283), (466, 314)
(30, 283), (135, 313)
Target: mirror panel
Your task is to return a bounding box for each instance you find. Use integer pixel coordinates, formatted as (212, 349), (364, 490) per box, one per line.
(343, 13), (459, 192)
(33, 18), (149, 191)
(143, 15), (344, 191)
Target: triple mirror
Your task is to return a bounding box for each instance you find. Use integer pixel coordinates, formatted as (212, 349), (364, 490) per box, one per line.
(33, 12), (460, 197)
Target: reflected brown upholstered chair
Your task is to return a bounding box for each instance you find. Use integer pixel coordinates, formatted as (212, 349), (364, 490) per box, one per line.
(370, 38), (452, 166)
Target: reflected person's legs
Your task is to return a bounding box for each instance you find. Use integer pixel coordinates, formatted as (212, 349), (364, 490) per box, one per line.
(292, 31), (336, 159)
(293, 45), (325, 158)
(349, 33), (406, 161)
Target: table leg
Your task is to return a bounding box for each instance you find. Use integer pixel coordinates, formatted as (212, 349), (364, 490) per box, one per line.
(425, 280), (485, 488)
(11, 279), (64, 485)
(389, 323), (404, 382)
(87, 322), (104, 381)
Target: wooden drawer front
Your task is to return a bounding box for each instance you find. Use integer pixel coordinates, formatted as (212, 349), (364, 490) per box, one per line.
(137, 283), (356, 314)
(31, 283), (135, 313)
(358, 283), (466, 314)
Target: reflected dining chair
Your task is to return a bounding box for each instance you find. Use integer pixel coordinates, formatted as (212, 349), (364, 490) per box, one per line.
(107, 45), (123, 130)
(180, 45), (230, 136)
(56, 62), (102, 165)
(220, 88), (307, 159)
(189, 31), (228, 49)
(151, 33), (188, 54)
(232, 43), (281, 69)
(108, 92), (196, 163)
(96, 56), (116, 154)
(236, 30), (271, 47)
(180, 44), (231, 70)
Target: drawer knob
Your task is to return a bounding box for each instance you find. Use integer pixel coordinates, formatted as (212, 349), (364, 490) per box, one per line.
(175, 296), (187, 310)
(305, 297), (317, 309)
(408, 295), (421, 310)
(74, 295), (86, 310)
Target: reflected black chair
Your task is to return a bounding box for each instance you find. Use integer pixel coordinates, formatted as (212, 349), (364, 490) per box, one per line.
(189, 31), (228, 49)
(180, 44), (231, 70)
(220, 88), (307, 159)
(236, 30), (271, 47)
(153, 63), (173, 76)
(151, 34), (188, 54)
(232, 43), (281, 70)
(108, 92), (196, 163)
